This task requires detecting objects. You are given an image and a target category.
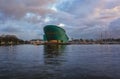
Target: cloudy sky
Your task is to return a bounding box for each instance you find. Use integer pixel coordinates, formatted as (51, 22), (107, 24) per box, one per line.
(0, 0), (120, 40)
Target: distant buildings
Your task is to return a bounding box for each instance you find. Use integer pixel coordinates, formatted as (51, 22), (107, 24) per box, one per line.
(0, 34), (120, 46)
(69, 39), (95, 44)
(69, 38), (120, 44)
(30, 39), (43, 45)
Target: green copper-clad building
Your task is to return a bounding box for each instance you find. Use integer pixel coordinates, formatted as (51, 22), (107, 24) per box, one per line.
(43, 25), (69, 43)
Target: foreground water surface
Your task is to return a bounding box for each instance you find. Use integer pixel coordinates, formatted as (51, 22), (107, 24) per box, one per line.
(0, 44), (120, 79)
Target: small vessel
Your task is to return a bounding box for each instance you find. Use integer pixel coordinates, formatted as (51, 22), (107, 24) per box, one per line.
(43, 25), (69, 43)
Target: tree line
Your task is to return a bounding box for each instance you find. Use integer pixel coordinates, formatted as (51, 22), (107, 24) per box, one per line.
(0, 35), (24, 45)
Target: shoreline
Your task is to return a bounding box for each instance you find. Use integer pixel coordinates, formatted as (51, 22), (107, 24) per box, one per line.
(0, 42), (120, 46)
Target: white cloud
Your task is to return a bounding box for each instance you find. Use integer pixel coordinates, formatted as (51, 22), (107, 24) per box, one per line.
(0, 0), (57, 19)
(58, 23), (65, 27)
(0, 0), (120, 39)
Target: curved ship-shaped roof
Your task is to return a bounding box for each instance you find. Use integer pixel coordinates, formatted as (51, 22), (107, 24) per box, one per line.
(43, 25), (69, 43)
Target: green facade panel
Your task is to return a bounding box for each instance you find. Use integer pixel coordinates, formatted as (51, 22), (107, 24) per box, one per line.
(43, 25), (69, 43)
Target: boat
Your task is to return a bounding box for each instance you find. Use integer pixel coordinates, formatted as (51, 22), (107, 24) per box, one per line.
(43, 25), (69, 44)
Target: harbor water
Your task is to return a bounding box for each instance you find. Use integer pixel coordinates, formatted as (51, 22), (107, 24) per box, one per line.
(0, 45), (120, 79)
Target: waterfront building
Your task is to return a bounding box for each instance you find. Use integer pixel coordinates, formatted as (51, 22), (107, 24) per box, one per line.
(43, 25), (69, 43)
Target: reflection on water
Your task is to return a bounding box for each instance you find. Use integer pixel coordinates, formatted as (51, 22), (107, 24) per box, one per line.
(44, 45), (66, 57)
(0, 45), (120, 79)
(44, 45), (66, 65)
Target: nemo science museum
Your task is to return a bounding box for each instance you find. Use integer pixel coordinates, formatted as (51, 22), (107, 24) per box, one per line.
(43, 25), (69, 43)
